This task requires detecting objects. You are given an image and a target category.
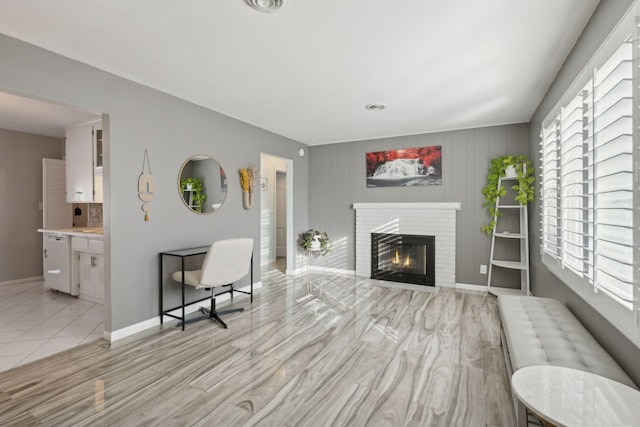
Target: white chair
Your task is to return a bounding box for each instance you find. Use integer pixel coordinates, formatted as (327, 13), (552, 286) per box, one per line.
(171, 238), (253, 329)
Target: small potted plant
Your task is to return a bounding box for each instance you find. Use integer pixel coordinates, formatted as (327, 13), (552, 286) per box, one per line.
(299, 229), (332, 255)
(481, 155), (535, 234)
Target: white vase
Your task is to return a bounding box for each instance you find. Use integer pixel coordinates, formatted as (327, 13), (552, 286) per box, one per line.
(504, 165), (517, 178)
(242, 191), (253, 209)
(310, 237), (321, 251)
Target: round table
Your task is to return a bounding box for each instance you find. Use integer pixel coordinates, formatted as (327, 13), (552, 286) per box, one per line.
(511, 365), (640, 427)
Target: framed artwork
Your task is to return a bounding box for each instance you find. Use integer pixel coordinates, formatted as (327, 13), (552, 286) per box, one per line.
(366, 146), (442, 187)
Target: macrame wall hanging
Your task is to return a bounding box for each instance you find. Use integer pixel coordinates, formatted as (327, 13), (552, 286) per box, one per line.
(138, 150), (154, 221)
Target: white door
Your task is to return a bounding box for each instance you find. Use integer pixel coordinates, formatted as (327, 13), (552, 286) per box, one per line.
(43, 159), (72, 293)
(43, 158), (72, 228)
(276, 171), (287, 257)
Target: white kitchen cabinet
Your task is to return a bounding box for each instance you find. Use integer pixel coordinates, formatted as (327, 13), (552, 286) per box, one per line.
(66, 119), (103, 203)
(71, 236), (104, 305)
(78, 252), (104, 304)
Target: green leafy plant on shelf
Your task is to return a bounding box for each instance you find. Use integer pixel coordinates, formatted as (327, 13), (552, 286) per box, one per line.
(299, 229), (332, 255)
(481, 155), (535, 235)
(180, 177), (207, 213)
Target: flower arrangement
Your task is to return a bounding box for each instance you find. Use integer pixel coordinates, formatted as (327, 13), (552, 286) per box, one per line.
(239, 163), (258, 193)
(239, 163), (258, 209)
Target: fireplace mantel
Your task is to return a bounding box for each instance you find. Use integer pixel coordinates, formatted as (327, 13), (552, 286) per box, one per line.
(353, 202), (461, 211)
(353, 202), (461, 287)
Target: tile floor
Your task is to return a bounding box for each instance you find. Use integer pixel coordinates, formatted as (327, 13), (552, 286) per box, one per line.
(0, 280), (103, 373)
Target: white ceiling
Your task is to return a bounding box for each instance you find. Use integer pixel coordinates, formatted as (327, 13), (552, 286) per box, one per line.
(0, 0), (599, 145)
(0, 92), (99, 138)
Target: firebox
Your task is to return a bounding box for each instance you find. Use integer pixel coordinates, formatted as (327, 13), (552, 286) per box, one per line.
(371, 233), (435, 286)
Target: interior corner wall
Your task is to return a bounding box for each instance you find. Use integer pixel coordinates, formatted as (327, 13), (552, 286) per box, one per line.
(308, 123), (530, 285)
(0, 33), (309, 332)
(529, 0), (640, 386)
(0, 128), (63, 283)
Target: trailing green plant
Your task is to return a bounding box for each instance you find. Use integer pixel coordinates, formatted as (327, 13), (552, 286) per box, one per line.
(180, 177), (207, 213)
(299, 229), (332, 255)
(481, 155), (535, 234)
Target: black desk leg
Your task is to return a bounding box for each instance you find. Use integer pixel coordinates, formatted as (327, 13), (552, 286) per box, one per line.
(159, 253), (163, 325)
(181, 257), (185, 331)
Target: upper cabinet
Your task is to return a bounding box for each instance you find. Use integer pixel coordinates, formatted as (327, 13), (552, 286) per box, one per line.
(66, 119), (103, 203)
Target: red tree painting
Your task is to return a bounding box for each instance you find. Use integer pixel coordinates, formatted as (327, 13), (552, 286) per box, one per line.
(366, 146), (442, 187)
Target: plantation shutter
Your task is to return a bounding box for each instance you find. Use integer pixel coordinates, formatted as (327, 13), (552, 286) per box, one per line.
(540, 119), (561, 259)
(592, 39), (634, 308)
(560, 93), (587, 276)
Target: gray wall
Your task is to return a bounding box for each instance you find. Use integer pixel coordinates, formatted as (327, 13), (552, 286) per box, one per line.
(0, 128), (63, 283)
(529, 0), (640, 385)
(0, 34), (309, 331)
(308, 123), (530, 286)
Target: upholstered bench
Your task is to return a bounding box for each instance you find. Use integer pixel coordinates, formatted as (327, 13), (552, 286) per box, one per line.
(497, 295), (637, 426)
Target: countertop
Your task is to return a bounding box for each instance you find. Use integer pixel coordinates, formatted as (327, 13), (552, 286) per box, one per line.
(38, 227), (104, 238)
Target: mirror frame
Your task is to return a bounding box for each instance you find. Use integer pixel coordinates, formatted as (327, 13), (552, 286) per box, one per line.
(177, 154), (228, 214)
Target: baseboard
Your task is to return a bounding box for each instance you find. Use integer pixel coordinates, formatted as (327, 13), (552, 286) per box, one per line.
(104, 281), (262, 342)
(310, 266), (354, 275)
(456, 282), (488, 292)
(0, 276), (43, 287)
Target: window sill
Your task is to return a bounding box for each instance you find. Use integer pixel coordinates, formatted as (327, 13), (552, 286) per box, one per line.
(541, 252), (639, 349)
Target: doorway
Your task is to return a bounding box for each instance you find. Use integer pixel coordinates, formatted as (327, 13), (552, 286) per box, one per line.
(260, 153), (294, 273)
(0, 91), (107, 372)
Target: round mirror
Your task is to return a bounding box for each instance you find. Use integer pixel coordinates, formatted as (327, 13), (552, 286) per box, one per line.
(178, 155), (228, 214)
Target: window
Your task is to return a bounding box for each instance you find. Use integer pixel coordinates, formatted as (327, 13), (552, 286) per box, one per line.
(539, 5), (639, 345)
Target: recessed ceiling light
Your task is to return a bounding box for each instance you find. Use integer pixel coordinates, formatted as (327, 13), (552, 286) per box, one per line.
(365, 104), (388, 111)
(244, 0), (287, 13)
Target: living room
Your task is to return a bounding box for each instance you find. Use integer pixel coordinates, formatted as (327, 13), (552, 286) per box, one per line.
(0, 1), (639, 425)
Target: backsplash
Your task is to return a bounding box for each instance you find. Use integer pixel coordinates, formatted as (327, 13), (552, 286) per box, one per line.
(88, 203), (103, 227)
(73, 203), (103, 228)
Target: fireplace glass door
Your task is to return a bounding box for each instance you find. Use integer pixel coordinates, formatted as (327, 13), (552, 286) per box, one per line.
(371, 233), (435, 286)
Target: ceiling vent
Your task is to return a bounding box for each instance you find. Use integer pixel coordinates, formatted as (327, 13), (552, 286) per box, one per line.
(244, 0), (287, 13)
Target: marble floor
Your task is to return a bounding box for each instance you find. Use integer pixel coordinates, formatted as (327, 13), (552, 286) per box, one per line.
(0, 281), (103, 373)
(0, 262), (516, 426)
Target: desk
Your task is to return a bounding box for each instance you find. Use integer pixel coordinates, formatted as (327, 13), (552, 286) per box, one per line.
(511, 365), (640, 427)
(159, 246), (209, 331)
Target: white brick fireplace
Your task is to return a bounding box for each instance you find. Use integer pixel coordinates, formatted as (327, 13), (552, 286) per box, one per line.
(353, 202), (461, 287)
